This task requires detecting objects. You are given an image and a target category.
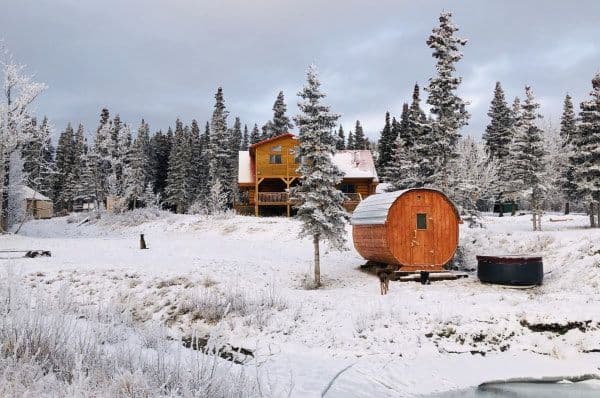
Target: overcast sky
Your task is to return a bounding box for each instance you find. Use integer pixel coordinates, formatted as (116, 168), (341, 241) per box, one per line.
(2, 0), (599, 141)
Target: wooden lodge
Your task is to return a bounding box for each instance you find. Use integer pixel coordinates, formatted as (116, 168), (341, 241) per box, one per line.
(350, 188), (461, 271)
(236, 133), (378, 216)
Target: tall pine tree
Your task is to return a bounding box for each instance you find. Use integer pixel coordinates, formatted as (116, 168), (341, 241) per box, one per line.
(165, 119), (192, 213)
(336, 125), (345, 150)
(425, 11), (470, 189)
(208, 87), (231, 211)
(241, 124), (249, 150)
(271, 91), (293, 136)
(571, 73), (600, 227)
(558, 94), (578, 214)
(292, 65), (346, 288)
(353, 120), (367, 150)
(376, 112), (394, 178)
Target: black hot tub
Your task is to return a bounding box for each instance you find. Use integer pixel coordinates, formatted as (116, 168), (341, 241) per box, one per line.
(476, 255), (543, 286)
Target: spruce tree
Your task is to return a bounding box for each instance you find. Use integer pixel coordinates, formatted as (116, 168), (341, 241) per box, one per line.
(336, 125), (345, 150)
(571, 73), (600, 227)
(92, 108), (113, 205)
(347, 129), (355, 150)
(230, 117), (242, 191)
(508, 87), (546, 230)
(250, 123), (261, 145)
(66, 124), (87, 204)
(22, 117), (55, 199)
(123, 119), (151, 208)
(208, 87), (231, 210)
(271, 91), (294, 135)
(189, 119), (203, 201)
(483, 82), (512, 161)
(353, 120), (367, 150)
(292, 65), (346, 288)
(149, 129), (171, 201)
(164, 119), (192, 213)
(241, 124), (249, 150)
(54, 123), (75, 210)
(425, 11), (470, 189)
(376, 112), (394, 178)
(558, 94), (578, 214)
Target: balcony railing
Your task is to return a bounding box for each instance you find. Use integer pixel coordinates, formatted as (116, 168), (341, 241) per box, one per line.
(256, 192), (363, 204)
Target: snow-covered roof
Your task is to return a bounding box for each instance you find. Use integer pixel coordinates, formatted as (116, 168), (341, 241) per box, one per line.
(238, 151), (253, 184)
(19, 185), (51, 202)
(333, 150), (378, 181)
(351, 188), (460, 225)
(350, 190), (408, 225)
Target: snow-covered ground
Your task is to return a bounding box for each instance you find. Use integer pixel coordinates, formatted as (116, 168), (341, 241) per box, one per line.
(2, 210), (600, 396)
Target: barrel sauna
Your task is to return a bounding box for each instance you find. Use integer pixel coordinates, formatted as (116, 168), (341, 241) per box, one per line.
(351, 188), (461, 271)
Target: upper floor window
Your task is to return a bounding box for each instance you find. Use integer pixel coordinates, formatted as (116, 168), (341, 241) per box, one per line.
(271, 145), (282, 152)
(269, 154), (282, 164)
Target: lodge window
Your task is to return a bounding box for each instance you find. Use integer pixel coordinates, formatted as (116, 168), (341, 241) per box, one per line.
(269, 154), (282, 164)
(271, 145), (282, 152)
(416, 213), (427, 230)
(339, 183), (356, 193)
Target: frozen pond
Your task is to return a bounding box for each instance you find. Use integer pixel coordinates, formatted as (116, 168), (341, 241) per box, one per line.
(432, 380), (600, 397)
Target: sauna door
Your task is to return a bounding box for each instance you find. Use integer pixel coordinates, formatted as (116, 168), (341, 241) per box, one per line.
(410, 206), (434, 266)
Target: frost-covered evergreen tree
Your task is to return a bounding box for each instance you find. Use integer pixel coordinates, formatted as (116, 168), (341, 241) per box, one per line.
(229, 117), (242, 199)
(292, 65), (347, 288)
(507, 87), (546, 230)
(425, 11), (470, 189)
(483, 82), (513, 215)
(91, 108), (113, 205)
(483, 82), (512, 161)
(353, 120), (367, 150)
(376, 112), (394, 178)
(557, 94), (578, 214)
(66, 123), (87, 205)
(336, 125), (345, 150)
(188, 119), (204, 201)
(346, 129), (354, 150)
(241, 124), (249, 150)
(165, 119), (192, 213)
(249, 123), (261, 145)
(123, 119), (151, 208)
(271, 91), (293, 136)
(208, 87), (231, 211)
(54, 123), (75, 209)
(109, 123), (132, 197)
(22, 116), (54, 199)
(386, 124), (420, 190)
(571, 73), (600, 227)
(149, 129), (172, 200)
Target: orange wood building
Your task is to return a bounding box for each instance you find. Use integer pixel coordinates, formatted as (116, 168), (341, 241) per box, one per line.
(350, 188), (461, 271)
(237, 133), (378, 216)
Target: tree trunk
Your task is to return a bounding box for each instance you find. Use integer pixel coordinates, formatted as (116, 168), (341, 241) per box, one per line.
(597, 201), (600, 229)
(590, 202), (596, 228)
(313, 235), (321, 287)
(511, 201), (516, 216)
(498, 200), (504, 217)
(133, 197), (137, 210)
(564, 202), (570, 215)
(532, 212), (537, 231)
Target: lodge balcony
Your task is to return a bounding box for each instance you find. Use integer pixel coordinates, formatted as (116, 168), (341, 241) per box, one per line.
(255, 192), (363, 207)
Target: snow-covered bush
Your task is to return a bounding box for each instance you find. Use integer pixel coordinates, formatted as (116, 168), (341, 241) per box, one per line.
(0, 268), (265, 397)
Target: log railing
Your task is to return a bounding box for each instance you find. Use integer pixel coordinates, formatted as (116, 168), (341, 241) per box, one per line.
(256, 191), (363, 204)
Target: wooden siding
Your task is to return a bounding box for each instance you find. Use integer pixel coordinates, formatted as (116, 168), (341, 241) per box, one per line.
(254, 136), (300, 180)
(352, 189), (459, 270)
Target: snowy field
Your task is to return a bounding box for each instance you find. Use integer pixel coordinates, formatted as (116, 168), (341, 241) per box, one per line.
(2, 210), (600, 396)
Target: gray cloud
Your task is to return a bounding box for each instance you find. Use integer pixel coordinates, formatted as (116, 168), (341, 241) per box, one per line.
(2, 0), (599, 140)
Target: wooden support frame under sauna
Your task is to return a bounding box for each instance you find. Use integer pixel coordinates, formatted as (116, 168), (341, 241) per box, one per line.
(351, 188), (461, 272)
(236, 133), (379, 217)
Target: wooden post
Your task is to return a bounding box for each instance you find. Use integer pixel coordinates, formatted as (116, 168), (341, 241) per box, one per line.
(597, 202), (600, 228)
(140, 234), (147, 249)
(254, 181), (259, 217)
(590, 202), (596, 228)
(564, 202), (570, 215)
(285, 178), (291, 218)
(313, 235), (321, 287)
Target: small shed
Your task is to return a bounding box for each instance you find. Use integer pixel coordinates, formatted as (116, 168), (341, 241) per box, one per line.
(350, 188), (460, 271)
(20, 186), (53, 219)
